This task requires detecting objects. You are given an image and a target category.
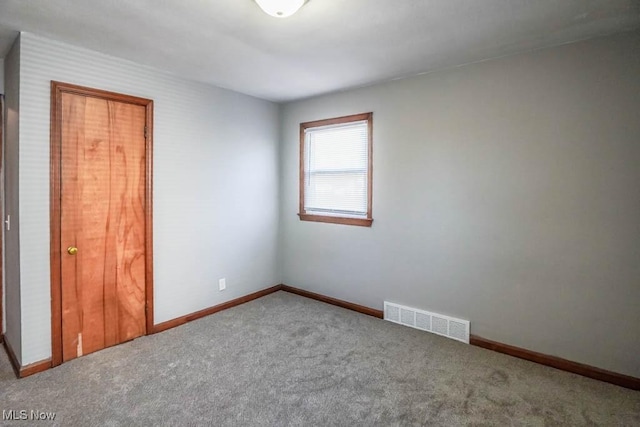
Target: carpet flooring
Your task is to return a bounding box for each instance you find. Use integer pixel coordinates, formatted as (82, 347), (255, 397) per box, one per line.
(0, 291), (639, 426)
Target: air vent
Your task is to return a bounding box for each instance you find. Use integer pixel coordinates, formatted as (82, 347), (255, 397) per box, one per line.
(431, 316), (448, 336)
(400, 308), (415, 326)
(448, 319), (468, 342)
(383, 301), (470, 344)
(385, 304), (400, 323)
(415, 312), (431, 330)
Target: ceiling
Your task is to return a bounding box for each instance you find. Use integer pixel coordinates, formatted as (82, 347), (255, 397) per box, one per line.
(0, 0), (639, 102)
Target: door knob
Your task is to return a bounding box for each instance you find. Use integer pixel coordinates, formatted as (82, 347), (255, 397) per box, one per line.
(67, 246), (78, 255)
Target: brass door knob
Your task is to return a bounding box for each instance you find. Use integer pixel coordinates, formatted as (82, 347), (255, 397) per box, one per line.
(67, 246), (78, 255)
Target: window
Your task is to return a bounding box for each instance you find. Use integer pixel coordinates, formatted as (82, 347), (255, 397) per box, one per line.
(299, 112), (373, 227)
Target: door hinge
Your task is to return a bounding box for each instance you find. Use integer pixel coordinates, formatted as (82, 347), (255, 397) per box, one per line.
(144, 126), (148, 139)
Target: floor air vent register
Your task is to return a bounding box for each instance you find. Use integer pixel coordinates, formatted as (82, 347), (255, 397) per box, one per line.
(384, 301), (470, 344)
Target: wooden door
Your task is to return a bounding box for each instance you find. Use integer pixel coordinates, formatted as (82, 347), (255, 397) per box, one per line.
(51, 82), (154, 365)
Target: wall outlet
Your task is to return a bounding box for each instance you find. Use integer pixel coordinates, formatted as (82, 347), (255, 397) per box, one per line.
(219, 278), (226, 291)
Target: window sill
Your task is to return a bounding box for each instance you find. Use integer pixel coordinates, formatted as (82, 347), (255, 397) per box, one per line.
(298, 213), (373, 227)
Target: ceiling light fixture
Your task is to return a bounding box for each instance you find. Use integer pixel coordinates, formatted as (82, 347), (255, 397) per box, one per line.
(255, 0), (305, 18)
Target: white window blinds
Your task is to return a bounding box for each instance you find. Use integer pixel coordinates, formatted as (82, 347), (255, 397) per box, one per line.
(304, 120), (369, 217)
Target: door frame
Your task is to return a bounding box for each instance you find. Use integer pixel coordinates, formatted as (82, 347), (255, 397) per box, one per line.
(49, 81), (154, 367)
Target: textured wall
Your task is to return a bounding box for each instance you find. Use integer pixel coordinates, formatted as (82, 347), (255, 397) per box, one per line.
(17, 32), (280, 365)
(0, 57), (5, 93)
(279, 31), (640, 377)
(1, 57), (3, 335)
(3, 36), (21, 361)
(0, 55), (2, 337)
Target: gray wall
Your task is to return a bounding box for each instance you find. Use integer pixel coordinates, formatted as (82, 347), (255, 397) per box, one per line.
(3, 36), (21, 362)
(0, 55), (3, 335)
(16, 32), (280, 365)
(279, 31), (640, 377)
(0, 57), (4, 93)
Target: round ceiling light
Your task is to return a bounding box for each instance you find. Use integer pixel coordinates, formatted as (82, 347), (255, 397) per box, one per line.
(255, 0), (305, 18)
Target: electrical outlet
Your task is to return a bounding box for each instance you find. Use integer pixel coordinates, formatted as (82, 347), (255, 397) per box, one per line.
(219, 278), (226, 291)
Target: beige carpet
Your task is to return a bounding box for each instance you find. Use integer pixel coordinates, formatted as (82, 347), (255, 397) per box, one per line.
(0, 291), (639, 425)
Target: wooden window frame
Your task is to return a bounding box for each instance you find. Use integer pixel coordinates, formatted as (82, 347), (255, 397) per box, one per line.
(298, 112), (373, 227)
